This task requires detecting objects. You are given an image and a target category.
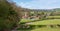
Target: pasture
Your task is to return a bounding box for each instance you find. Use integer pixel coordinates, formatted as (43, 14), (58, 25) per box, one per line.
(30, 19), (60, 25)
(47, 16), (60, 19)
(17, 15), (60, 31)
(18, 19), (60, 31)
(31, 27), (60, 31)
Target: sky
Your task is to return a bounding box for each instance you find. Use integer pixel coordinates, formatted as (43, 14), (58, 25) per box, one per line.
(12, 0), (60, 9)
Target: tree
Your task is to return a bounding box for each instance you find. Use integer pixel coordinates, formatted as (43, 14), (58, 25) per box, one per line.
(0, 0), (21, 31)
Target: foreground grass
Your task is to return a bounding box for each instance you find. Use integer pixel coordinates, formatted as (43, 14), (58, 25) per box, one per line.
(31, 27), (60, 31)
(17, 28), (60, 31)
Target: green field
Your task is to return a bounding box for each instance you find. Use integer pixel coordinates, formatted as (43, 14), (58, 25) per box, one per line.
(20, 16), (60, 23)
(20, 19), (31, 23)
(18, 28), (60, 31)
(18, 16), (60, 31)
(47, 16), (60, 19)
(19, 18), (39, 23)
(31, 27), (60, 31)
(30, 19), (60, 25)
(18, 19), (60, 31)
(30, 19), (60, 31)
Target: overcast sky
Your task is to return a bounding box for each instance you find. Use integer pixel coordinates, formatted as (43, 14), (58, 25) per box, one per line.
(12, 0), (60, 9)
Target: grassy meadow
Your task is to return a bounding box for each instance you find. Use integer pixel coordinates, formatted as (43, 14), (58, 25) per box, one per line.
(18, 16), (60, 31)
(31, 27), (60, 31)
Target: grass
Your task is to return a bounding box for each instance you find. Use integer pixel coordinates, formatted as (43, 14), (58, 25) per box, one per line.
(30, 19), (60, 25)
(19, 18), (39, 23)
(31, 27), (60, 31)
(47, 16), (60, 19)
(18, 19), (60, 31)
(18, 16), (60, 31)
(30, 19), (60, 31)
(17, 27), (60, 31)
(19, 16), (60, 24)
(20, 19), (31, 23)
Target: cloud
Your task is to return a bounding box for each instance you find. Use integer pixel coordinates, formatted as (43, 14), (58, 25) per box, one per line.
(13, 0), (60, 9)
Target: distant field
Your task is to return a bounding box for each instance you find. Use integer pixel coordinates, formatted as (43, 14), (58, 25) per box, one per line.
(47, 16), (60, 19)
(19, 18), (39, 23)
(30, 19), (60, 25)
(19, 16), (60, 23)
(20, 19), (31, 23)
